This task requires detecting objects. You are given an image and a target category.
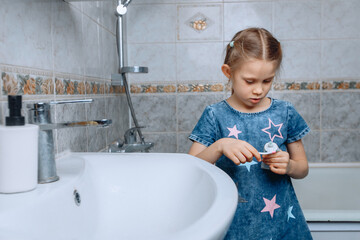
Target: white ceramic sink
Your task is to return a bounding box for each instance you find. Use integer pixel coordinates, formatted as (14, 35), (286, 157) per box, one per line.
(0, 153), (237, 240)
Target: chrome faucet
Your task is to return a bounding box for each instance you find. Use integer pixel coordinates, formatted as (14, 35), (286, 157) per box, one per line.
(27, 99), (112, 184)
(124, 126), (143, 144)
(108, 127), (154, 153)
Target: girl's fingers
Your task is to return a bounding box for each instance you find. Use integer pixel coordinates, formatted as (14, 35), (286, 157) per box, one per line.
(234, 151), (247, 164)
(244, 144), (261, 161)
(270, 166), (287, 175)
(229, 153), (241, 165)
(269, 163), (287, 175)
(271, 163), (287, 168)
(240, 148), (254, 162)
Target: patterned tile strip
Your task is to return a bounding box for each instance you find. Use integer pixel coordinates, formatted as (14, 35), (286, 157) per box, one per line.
(2, 72), (54, 95)
(2, 70), (359, 96)
(322, 81), (360, 90)
(1, 71), (127, 96)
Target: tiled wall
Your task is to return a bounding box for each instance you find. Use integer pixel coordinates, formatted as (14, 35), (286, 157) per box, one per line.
(0, 0), (129, 156)
(126, 0), (360, 163)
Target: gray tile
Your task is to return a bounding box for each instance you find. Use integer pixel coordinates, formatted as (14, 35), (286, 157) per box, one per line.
(100, 26), (118, 80)
(52, 1), (85, 75)
(126, 4), (176, 43)
(105, 95), (129, 144)
(143, 132), (177, 153)
(177, 132), (192, 154)
(322, 92), (360, 129)
(132, 95), (176, 132)
(82, 2), (102, 25)
(322, 0), (360, 39)
(83, 16), (102, 78)
(177, 93), (222, 132)
(86, 98), (107, 151)
(105, 96), (121, 143)
(321, 130), (360, 163)
(224, 2), (272, 41)
(54, 100), (86, 122)
(302, 130), (320, 163)
(86, 97), (106, 120)
(271, 92), (320, 130)
(100, 1), (117, 34)
(118, 95), (130, 139)
(56, 128), (88, 153)
(176, 42), (223, 82)
(127, 43), (176, 83)
(280, 40), (321, 81)
(53, 101), (88, 153)
(0, 1), (53, 70)
(87, 127), (107, 152)
(274, 1), (321, 40)
(321, 40), (360, 79)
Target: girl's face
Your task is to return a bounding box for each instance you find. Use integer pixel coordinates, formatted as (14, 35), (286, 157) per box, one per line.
(222, 59), (277, 112)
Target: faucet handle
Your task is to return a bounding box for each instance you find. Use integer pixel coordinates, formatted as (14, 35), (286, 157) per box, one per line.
(49, 99), (94, 105)
(27, 99), (94, 110)
(124, 126), (145, 144)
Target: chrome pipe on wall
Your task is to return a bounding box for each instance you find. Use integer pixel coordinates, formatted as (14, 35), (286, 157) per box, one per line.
(114, 0), (147, 144)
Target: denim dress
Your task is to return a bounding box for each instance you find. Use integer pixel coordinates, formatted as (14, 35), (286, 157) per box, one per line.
(189, 99), (312, 240)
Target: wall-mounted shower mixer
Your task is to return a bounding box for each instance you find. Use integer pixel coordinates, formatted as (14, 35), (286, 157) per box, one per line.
(111, 0), (154, 151)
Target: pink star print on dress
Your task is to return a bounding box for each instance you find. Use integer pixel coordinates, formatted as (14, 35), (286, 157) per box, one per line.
(261, 118), (283, 141)
(261, 194), (281, 218)
(227, 125), (242, 139)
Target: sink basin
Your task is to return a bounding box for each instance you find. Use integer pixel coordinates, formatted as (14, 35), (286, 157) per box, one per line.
(0, 153), (237, 240)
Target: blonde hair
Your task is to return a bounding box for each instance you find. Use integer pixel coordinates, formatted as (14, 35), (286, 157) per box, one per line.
(224, 28), (282, 72)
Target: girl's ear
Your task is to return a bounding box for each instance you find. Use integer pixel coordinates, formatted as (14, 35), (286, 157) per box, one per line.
(221, 64), (231, 79)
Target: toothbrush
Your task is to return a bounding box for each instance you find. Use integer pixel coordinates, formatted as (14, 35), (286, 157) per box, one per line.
(258, 151), (276, 155)
(260, 141), (280, 170)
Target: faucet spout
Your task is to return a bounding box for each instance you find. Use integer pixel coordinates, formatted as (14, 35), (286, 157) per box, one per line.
(39, 119), (112, 131)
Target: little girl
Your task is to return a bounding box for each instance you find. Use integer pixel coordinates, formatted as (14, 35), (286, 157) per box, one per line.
(188, 28), (312, 240)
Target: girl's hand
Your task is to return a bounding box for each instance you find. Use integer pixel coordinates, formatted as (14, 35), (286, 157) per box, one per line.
(219, 138), (261, 165)
(262, 150), (290, 175)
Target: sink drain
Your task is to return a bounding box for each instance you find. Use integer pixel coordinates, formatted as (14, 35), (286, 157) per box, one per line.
(73, 189), (81, 206)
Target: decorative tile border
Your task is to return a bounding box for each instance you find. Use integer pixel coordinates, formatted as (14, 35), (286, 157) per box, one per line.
(130, 83), (225, 94)
(1, 71), (125, 96)
(178, 83), (224, 93)
(273, 81), (360, 91)
(273, 82), (321, 91)
(2, 72), (54, 95)
(54, 77), (125, 95)
(2, 65), (359, 96)
(130, 84), (177, 94)
(322, 81), (360, 90)
(127, 81), (359, 94)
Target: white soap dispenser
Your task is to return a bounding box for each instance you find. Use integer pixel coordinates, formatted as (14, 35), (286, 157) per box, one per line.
(0, 95), (39, 193)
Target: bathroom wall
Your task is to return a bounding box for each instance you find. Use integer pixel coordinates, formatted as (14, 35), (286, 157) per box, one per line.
(0, 0), (129, 155)
(126, 0), (360, 163)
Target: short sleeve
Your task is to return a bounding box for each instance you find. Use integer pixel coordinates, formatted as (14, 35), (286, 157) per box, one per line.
(286, 102), (310, 144)
(188, 106), (217, 147)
